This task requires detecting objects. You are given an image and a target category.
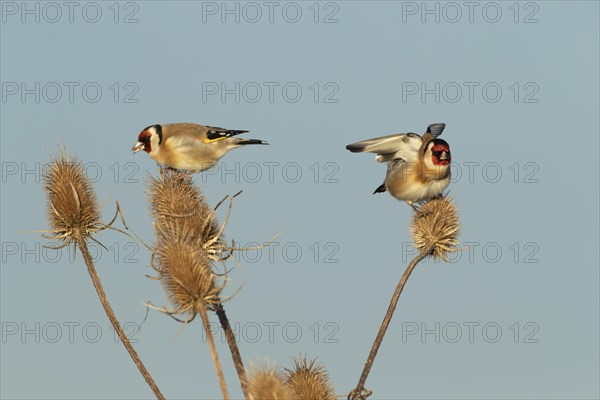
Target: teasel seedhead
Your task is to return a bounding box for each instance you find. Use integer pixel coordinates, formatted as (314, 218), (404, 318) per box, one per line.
(42, 147), (102, 248)
(248, 364), (294, 400)
(152, 222), (225, 319)
(411, 195), (460, 261)
(147, 169), (236, 267)
(147, 169), (221, 244)
(285, 356), (336, 400)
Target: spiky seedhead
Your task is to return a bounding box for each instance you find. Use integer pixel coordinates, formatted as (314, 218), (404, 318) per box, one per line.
(43, 147), (101, 246)
(248, 365), (294, 400)
(147, 169), (221, 245)
(285, 356), (336, 400)
(154, 223), (223, 317)
(411, 195), (460, 261)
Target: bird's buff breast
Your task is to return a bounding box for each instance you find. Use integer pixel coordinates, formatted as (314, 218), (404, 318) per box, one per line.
(386, 164), (450, 202)
(151, 140), (219, 172)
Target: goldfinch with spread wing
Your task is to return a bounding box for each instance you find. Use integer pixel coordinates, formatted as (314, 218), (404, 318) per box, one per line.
(132, 123), (268, 172)
(346, 123), (451, 210)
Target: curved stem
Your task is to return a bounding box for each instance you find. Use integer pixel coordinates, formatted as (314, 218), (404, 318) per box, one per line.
(199, 306), (230, 400)
(214, 302), (249, 399)
(349, 248), (432, 400)
(77, 237), (165, 400)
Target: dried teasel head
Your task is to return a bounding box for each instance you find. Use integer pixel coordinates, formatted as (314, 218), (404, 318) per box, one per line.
(43, 147), (102, 247)
(248, 364), (294, 400)
(285, 356), (336, 400)
(153, 223), (224, 318)
(147, 169), (223, 254)
(145, 169), (246, 321)
(411, 195), (460, 261)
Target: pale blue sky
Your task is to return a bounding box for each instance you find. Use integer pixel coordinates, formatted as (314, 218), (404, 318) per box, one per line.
(1, 1), (599, 399)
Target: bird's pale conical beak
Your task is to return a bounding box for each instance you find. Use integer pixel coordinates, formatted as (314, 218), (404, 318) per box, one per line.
(131, 142), (144, 153)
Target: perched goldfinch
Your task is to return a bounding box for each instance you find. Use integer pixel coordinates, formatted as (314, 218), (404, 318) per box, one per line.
(346, 123), (451, 209)
(131, 123), (268, 172)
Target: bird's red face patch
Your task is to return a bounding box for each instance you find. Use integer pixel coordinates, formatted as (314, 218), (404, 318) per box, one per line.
(432, 143), (449, 153)
(430, 141), (451, 166)
(137, 130), (152, 153)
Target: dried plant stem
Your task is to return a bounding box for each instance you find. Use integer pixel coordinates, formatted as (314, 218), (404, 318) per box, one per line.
(199, 305), (230, 400)
(349, 247), (433, 400)
(77, 237), (165, 400)
(214, 301), (249, 399)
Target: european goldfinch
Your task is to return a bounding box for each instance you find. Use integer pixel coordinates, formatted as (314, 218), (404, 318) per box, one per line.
(132, 123), (268, 172)
(346, 123), (451, 210)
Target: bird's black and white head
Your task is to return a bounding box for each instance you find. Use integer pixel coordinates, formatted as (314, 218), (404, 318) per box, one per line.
(423, 139), (451, 169)
(132, 124), (162, 155)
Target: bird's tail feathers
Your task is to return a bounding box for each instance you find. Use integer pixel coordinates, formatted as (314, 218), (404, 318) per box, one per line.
(373, 183), (387, 194)
(236, 138), (268, 146)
